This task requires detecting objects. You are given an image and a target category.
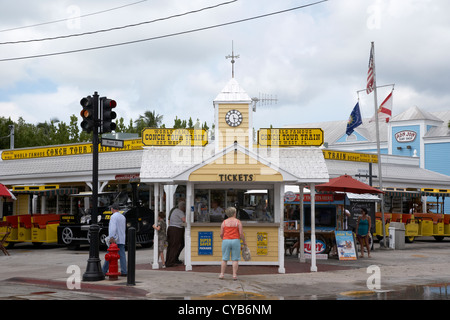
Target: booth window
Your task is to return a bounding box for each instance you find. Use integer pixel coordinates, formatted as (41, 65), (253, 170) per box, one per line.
(193, 188), (274, 223)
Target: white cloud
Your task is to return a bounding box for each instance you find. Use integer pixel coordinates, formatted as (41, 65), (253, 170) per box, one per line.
(0, 0), (449, 132)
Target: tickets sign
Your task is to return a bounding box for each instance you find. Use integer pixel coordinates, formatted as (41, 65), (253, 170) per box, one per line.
(258, 128), (324, 147)
(142, 128), (208, 146)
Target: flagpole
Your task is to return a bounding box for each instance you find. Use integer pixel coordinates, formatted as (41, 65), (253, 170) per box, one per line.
(371, 41), (387, 248)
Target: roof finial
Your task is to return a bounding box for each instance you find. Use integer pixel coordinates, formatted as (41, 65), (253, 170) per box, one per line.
(225, 40), (239, 78)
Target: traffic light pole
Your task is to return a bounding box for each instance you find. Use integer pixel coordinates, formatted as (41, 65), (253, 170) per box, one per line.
(83, 91), (105, 282)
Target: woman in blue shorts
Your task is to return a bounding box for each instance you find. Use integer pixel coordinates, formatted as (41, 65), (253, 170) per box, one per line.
(219, 207), (246, 280)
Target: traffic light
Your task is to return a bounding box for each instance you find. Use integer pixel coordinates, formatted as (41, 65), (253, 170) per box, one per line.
(80, 96), (95, 133)
(100, 97), (117, 133)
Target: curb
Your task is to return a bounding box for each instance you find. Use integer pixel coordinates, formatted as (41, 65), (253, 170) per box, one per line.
(4, 277), (149, 297)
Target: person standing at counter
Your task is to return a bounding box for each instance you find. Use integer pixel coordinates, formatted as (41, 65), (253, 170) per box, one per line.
(219, 207), (246, 280)
(166, 201), (186, 267)
(210, 200), (225, 219)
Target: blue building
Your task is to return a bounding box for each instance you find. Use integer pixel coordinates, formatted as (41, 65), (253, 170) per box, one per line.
(288, 106), (450, 214)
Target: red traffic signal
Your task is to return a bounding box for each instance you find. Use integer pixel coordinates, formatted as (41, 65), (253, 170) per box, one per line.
(100, 97), (117, 134)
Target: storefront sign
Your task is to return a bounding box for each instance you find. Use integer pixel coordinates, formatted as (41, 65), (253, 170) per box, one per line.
(395, 130), (417, 143)
(256, 232), (268, 255)
(198, 231), (213, 255)
(335, 230), (357, 260)
(322, 150), (378, 163)
(304, 239), (327, 254)
(258, 128), (324, 147)
(284, 193), (334, 203)
(142, 128), (208, 146)
(1, 139), (144, 160)
(115, 174), (140, 181)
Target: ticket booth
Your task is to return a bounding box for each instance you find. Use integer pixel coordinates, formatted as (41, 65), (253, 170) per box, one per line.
(140, 77), (329, 273)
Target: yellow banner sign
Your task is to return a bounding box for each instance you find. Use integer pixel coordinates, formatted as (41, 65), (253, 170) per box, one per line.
(1, 139), (144, 161)
(258, 128), (324, 147)
(322, 150), (378, 163)
(142, 128), (208, 146)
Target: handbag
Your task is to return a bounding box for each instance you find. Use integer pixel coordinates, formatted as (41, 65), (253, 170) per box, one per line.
(242, 244), (251, 261)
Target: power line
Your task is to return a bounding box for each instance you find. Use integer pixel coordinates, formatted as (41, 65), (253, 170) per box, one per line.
(0, 0), (238, 45)
(0, 0), (148, 33)
(0, 0), (328, 63)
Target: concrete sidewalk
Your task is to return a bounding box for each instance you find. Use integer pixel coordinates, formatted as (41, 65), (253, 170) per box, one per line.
(1, 238), (450, 300)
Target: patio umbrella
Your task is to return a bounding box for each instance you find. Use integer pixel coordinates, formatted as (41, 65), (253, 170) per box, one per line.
(0, 183), (16, 200)
(315, 174), (384, 194)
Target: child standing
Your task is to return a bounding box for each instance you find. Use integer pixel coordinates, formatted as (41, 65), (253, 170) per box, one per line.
(153, 212), (168, 268)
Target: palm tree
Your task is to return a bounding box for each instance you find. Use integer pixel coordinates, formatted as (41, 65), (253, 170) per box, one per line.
(135, 110), (163, 133)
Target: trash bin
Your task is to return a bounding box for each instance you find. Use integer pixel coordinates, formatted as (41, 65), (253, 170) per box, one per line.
(388, 222), (405, 250)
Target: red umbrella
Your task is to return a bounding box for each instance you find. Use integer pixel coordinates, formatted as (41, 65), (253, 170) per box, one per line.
(0, 183), (15, 199)
(315, 174), (384, 194)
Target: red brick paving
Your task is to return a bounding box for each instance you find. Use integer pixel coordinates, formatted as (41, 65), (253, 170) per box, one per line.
(137, 259), (352, 275)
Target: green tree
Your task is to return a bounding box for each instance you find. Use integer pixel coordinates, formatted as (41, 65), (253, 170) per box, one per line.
(188, 117), (194, 129)
(68, 115), (80, 143)
(134, 110), (163, 133)
(0, 117), (14, 149)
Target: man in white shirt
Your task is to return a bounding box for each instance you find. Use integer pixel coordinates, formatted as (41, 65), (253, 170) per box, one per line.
(102, 204), (127, 276)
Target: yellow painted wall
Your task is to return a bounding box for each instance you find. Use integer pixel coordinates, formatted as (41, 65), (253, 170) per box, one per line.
(189, 151), (282, 182)
(190, 224), (279, 262)
(14, 194), (29, 215)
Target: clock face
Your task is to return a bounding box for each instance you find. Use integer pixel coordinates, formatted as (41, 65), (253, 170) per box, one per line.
(225, 109), (243, 127)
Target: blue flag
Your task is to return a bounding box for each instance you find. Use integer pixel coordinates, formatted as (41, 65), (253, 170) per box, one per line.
(346, 102), (363, 135)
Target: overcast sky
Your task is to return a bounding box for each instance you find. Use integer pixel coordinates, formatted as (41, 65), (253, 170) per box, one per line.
(0, 0), (449, 132)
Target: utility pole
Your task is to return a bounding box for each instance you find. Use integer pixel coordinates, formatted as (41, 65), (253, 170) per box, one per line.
(7, 125), (14, 149)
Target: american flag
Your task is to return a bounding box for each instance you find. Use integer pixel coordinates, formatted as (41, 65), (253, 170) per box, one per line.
(366, 44), (375, 94)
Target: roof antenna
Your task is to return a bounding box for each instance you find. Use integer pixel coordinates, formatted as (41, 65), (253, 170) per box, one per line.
(225, 40), (239, 78)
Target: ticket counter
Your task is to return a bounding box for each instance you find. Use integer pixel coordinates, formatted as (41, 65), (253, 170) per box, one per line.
(189, 222), (280, 265)
(183, 183), (286, 273)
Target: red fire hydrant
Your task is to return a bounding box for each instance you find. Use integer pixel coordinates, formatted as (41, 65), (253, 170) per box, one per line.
(105, 242), (121, 280)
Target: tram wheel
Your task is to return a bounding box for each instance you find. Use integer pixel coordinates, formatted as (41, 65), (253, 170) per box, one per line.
(61, 227), (74, 245)
(405, 236), (415, 243)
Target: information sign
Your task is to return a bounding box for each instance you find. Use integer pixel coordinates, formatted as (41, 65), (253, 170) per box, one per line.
(323, 150), (378, 163)
(198, 231), (213, 255)
(258, 128), (324, 147)
(335, 230), (357, 261)
(256, 232), (268, 255)
(142, 128), (208, 146)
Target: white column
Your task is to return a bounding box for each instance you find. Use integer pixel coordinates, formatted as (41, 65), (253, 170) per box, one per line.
(310, 183), (317, 272)
(159, 184), (164, 212)
(185, 182), (193, 271)
(152, 182), (160, 269)
(299, 184), (306, 263)
(277, 183), (285, 273)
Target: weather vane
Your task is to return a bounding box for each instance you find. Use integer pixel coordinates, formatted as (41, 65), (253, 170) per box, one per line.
(225, 40), (239, 78)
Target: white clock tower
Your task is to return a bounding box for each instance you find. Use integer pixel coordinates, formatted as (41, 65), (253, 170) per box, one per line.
(213, 45), (253, 151)
(213, 78), (253, 152)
